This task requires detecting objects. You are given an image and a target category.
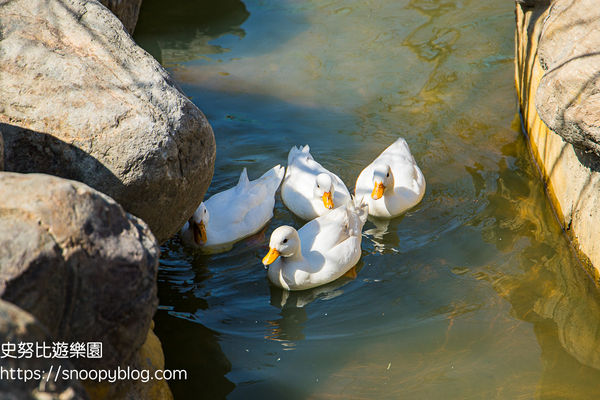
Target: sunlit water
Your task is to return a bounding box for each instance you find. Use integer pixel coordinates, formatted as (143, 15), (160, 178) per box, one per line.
(134, 1), (600, 398)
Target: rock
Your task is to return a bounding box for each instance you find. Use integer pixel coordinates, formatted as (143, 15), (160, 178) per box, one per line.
(516, 2), (600, 276)
(0, 299), (88, 399)
(99, 0), (143, 34)
(535, 0), (600, 157)
(0, 172), (159, 370)
(0, 0), (216, 243)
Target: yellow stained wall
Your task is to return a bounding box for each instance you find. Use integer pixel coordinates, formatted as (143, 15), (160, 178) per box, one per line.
(515, 5), (600, 281)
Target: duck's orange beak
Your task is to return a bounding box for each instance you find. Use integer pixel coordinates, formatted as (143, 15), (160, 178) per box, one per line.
(371, 182), (385, 200)
(322, 191), (334, 209)
(191, 219), (207, 245)
(262, 248), (280, 265)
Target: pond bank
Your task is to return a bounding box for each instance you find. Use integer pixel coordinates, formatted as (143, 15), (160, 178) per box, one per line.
(515, 0), (600, 280)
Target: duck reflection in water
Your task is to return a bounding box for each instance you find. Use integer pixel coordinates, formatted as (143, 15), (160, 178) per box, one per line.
(363, 216), (404, 254)
(264, 271), (359, 344)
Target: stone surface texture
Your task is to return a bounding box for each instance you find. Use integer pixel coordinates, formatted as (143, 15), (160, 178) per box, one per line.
(0, 0), (216, 243)
(0, 173), (159, 370)
(99, 0), (143, 34)
(534, 0), (600, 157)
(0, 299), (88, 399)
(516, 3), (600, 275)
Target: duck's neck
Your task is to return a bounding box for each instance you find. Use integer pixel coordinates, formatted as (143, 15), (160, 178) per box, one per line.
(282, 249), (305, 264)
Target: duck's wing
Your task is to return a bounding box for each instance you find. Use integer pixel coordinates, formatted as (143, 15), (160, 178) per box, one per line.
(323, 234), (362, 274)
(298, 206), (351, 254)
(235, 165), (284, 224)
(321, 199), (366, 274)
(379, 137), (416, 164)
(207, 167), (277, 225)
(232, 165), (284, 222)
(251, 164), (285, 194)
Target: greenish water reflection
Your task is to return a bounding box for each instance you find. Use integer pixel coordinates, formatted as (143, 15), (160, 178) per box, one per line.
(135, 0), (600, 398)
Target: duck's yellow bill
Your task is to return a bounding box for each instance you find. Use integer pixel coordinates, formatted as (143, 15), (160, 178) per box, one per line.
(371, 182), (385, 200)
(192, 220), (207, 245)
(262, 248), (280, 265)
(322, 191), (334, 209)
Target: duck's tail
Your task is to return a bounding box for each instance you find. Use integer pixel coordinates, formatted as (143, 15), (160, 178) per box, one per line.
(236, 167), (250, 192)
(258, 164), (286, 193)
(346, 195), (369, 236)
(287, 144), (313, 166)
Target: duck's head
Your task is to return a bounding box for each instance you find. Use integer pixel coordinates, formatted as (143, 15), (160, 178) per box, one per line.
(314, 173), (335, 210)
(372, 164), (393, 200)
(189, 202), (209, 245)
(262, 226), (300, 265)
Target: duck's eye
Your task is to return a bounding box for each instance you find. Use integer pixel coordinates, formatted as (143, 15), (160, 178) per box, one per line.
(283, 238), (288, 244)
(204, 209), (207, 214)
(386, 172), (390, 178)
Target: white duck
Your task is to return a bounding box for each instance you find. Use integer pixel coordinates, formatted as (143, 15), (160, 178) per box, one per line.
(281, 145), (351, 220)
(262, 197), (368, 290)
(355, 137), (426, 218)
(181, 165), (285, 253)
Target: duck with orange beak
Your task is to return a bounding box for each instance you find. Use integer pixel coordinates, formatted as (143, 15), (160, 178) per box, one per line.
(262, 197), (368, 290)
(355, 137), (426, 218)
(281, 145), (351, 220)
(181, 164), (285, 253)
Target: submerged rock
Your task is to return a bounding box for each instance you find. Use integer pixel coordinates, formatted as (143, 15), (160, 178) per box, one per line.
(0, 299), (88, 399)
(99, 0), (143, 34)
(0, 133), (3, 171)
(0, 173), (159, 370)
(535, 0), (600, 157)
(0, 0), (216, 243)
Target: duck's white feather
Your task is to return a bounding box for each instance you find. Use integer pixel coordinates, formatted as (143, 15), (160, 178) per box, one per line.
(281, 145), (351, 220)
(266, 197), (368, 290)
(355, 138), (425, 218)
(181, 164), (285, 253)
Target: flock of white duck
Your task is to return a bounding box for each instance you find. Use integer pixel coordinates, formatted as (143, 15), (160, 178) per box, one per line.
(181, 137), (426, 291)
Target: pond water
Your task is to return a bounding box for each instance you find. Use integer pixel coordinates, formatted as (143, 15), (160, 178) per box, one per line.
(134, 1), (600, 398)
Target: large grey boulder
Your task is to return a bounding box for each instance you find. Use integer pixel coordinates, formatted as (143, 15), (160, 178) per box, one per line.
(0, 173), (159, 370)
(99, 0), (143, 34)
(0, 299), (88, 399)
(535, 0), (600, 157)
(0, 0), (216, 243)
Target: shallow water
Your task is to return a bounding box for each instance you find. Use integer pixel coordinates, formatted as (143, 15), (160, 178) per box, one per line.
(135, 1), (600, 398)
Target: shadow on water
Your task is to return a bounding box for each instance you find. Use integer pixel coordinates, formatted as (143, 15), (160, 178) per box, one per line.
(134, 0), (250, 64)
(180, 87), (364, 198)
(155, 240), (236, 399)
(135, 0), (309, 66)
(154, 311), (236, 398)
